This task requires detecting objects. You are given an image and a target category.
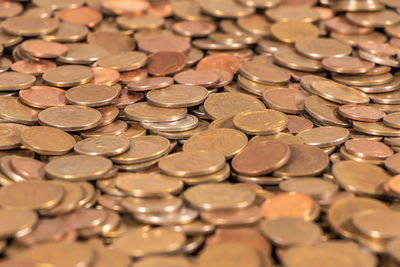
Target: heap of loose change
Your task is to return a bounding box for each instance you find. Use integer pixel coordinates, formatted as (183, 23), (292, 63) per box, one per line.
(2, 0), (400, 266)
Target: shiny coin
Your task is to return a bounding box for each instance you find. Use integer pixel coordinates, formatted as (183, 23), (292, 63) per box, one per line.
(0, 123), (26, 150)
(91, 67), (120, 86)
(0, 209), (37, 239)
(141, 114), (198, 133)
(271, 21), (319, 43)
(42, 22), (88, 43)
(322, 56), (375, 74)
(45, 155), (112, 181)
(19, 86), (66, 109)
(280, 177), (339, 199)
(97, 51), (147, 72)
(184, 183), (255, 210)
(353, 210), (400, 239)
(125, 102), (187, 123)
(116, 14), (164, 30)
(263, 88), (308, 114)
(310, 80), (369, 104)
(345, 139), (393, 160)
(20, 39), (68, 59)
(295, 38), (352, 59)
(346, 9), (400, 27)
(147, 51), (186, 77)
(2, 16), (59, 36)
(58, 43), (109, 65)
(122, 195), (182, 214)
(159, 151), (225, 177)
(21, 126), (75, 155)
(240, 61), (290, 84)
(183, 128), (247, 158)
(200, 205), (262, 226)
(233, 110), (288, 135)
(0, 96), (39, 125)
(296, 126), (349, 147)
(135, 206), (198, 225)
(173, 20), (216, 37)
(74, 136), (130, 157)
(146, 84), (208, 108)
(128, 77), (174, 91)
(250, 132), (304, 146)
(338, 104), (385, 122)
(38, 105), (101, 131)
(0, 72), (36, 91)
(174, 70), (219, 87)
(198, 0), (255, 18)
(10, 156), (45, 180)
(151, 119), (210, 140)
(42, 65), (94, 88)
(274, 48), (323, 72)
(353, 121), (400, 136)
(12, 60), (56, 76)
(266, 5), (319, 22)
(286, 115), (313, 134)
(65, 84), (120, 107)
(384, 112), (400, 128)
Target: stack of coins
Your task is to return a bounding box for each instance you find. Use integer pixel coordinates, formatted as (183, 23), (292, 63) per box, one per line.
(2, 0), (400, 266)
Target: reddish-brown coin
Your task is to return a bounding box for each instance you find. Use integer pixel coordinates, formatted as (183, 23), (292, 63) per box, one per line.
(338, 104), (385, 122)
(173, 21), (216, 37)
(21, 40), (68, 59)
(0, 2), (23, 19)
(385, 154), (400, 174)
(261, 192), (315, 219)
(11, 60), (56, 75)
(112, 88), (144, 108)
(138, 35), (190, 54)
(174, 70), (219, 87)
(286, 115), (313, 134)
(200, 205), (263, 226)
(96, 106), (119, 127)
(345, 139), (394, 160)
(147, 51), (186, 76)
(146, 1), (172, 17)
(359, 41), (398, 57)
(322, 57), (375, 74)
(10, 156), (45, 180)
(197, 53), (241, 74)
(119, 68), (148, 84)
(59, 208), (107, 230)
(232, 140), (290, 176)
(19, 86), (66, 109)
(325, 16), (374, 35)
(101, 0), (150, 15)
(55, 6), (103, 28)
(80, 120), (128, 138)
(91, 67), (120, 86)
(263, 88), (308, 114)
(127, 77), (174, 91)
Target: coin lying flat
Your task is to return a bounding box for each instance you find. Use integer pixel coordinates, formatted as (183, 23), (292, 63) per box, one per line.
(97, 51), (147, 72)
(271, 21), (319, 43)
(296, 126), (349, 147)
(233, 110), (288, 135)
(2, 16), (59, 37)
(42, 65), (94, 88)
(0, 72), (35, 91)
(240, 61), (290, 84)
(295, 38), (352, 59)
(124, 102), (187, 123)
(74, 136), (130, 157)
(0, 209), (37, 239)
(65, 84), (120, 107)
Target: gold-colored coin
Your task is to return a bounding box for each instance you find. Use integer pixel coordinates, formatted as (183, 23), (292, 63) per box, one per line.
(266, 5), (319, 22)
(239, 61), (290, 84)
(21, 126), (76, 155)
(197, 0), (255, 18)
(369, 89), (400, 105)
(179, 163), (231, 185)
(38, 105), (102, 131)
(237, 75), (283, 96)
(183, 128), (248, 158)
(332, 161), (390, 196)
(331, 31), (387, 47)
(116, 15), (164, 30)
(0, 181), (64, 211)
(332, 72), (393, 87)
(2, 16), (59, 36)
(146, 84), (208, 108)
(45, 155), (113, 181)
(0, 123), (27, 150)
(136, 256), (193, 267)
(0, 96), (39, 125)
(346, 10), (400, 28)
(115, 172), (183, 197)
(353, 210), (400, 239)
(279, 177), (339, 199)
(124, 102), (187, 122)
(233, 110), (288, 135)
(273, 144), (329, 177)
(97, 51), (147, 72)
(184, 183), (255, 210)
(158, 151), (226, 177)
(353, 121), (400, 136)
(58, 43), (109, 65)
(0, 209), (37, 239)
(118, 121), (147, 139)
(42, 22), (89, 43)
(151, 119), (210, 140)
(327, 197), (389, 238)
(113, 227), (185, 257)
(74, 136), (130, 157)
(271, 21), (319, 44)
(204, 92), (265, 120)
(274, 48), (323, 72)
(310, 80), (370, 104)
(111, 135), (170, 164)
(295, 38), (352, 59)
(249, 132), (304, 145)
(304, 95), (351, 127)
(23, 242), (94, 267)
(0, 72), (35, 91)
(296, 126), (349, 147)
(42, 65), (94, 88)
(237, 14), (271, 36)
(65, 84), (120, 107)
(384, 112), (400, 128)
(208, 115), (235, 130)
(122, 195), (182, 214)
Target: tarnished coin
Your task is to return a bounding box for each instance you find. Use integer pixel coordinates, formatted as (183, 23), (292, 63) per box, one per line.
(21, 40), (68, 59)
(240, 61), (290, 84)
(344, 139), (393, 160)
(42, 65), (94, 88)
(0, 72), (36, 91)
(271, 21), (319, 43)
(124, 102), (187, 122)
(296, 126), (349, 147)
(19, 86), (66, 109)
(2, 16), (59, 36)
(263, 88), (308, 114)
(322, 57), (375, 74)
(65, 84), (120, 107)
(233, 110), (288, 135)
(197, 53), (240, 74)
(232, 140), (290, 176)
(97, 51), (147, 72)
(0, 96), (39, 125)
(0, 123), (26, 150)
(147, 51), (186, 76)
(74, 136), (130, 157)
(295, 38), (352, 59)
(38, 105), (101, 131)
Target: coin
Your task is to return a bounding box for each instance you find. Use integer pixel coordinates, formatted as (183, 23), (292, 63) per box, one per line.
(42, 22), (88, 43)
(200, 205), (262, 226)
(338, 104), (385, 122)
(274, 48), (323, 72)
(286, 115), (313, 134)
(74, 136), (130, 157)
(42, 65), (94, 88)
(271, 21), (319, 43)
(0, 96), (40, 125)
(2, 16), (59, 36)
(141, 114), (199, 133)
(10, 156), (45, 180)
(128, 77), (174, 91)
(147, 51), (186, 76)
(310, 80), (369, 104)
(0, 72), (36, 91)
(296, 126), (349, 147)
(266, 5), (319, 22)
(263, 88), (308, 114)
(45, 155), (113, 181)
(20, 40), (68, 59)
(346, 9), (400, 27)
(19, 86), (66, 109)
(240, 60), (290, 84)
(353, 121), (400, 136)
(345, 139), (393, 160)
(138, 34), (190, 54)
(280, 177), (339, 199)
(80, 120), (128, 138)
(38, 105), (101, 131)
(65, 84), (120, 107)
(322, 56), (375, 74)
(295, 38), (352, 59)
(198, 0), (255, 18)
(174, 70), (219, 87)
(233, 110), (288, 135)
(124, 102), (187, 122)
(122, 195), (182, 214)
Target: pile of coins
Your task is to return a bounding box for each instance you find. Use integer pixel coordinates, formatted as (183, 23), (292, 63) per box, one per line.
(2, 0), (400, 266)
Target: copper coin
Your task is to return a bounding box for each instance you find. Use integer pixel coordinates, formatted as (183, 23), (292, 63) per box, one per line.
(200, 205), (263, 226)
(232, 140), (290, 176)
(127, 77), (174, 91)
(338, 104), (385, 122)
(146, 1), (172, 17)
(10, 156), (45, 180)
(385, 154), (400, 174)
(21, 40), (68, 59)
(359, 41), (398, 57)
(322, 57), (375, 74)
(345, 139), (394, 160)
(119, 68), (148, 84)
(101, 0), (150, 15)
(174, 70), (219, 87)
(147, 51), (186, 76)
(364, 65), (392, 76)
(19, 86), (66, 109)
(112, 88), (144, 108)
(80, 120), (128, 138)
(97, 194), (125, 212)
(59, 208), (107, 230)
(263, 88), (308, 114)
(197, 53), (240, 74)
(55, 7), (103, 28)
(0, 2), (23, 19)
(91, 67), (120, 86)
(118, 68), (148, 84)
(261, 192), (314, 219)
(325, 16), (374, 35)
(286, 115), (313, 134)
(96, 106), (119, 126)
(11, 60), (56, 75)
(138, 35), (190, 54)
(173, 21), (216, 37)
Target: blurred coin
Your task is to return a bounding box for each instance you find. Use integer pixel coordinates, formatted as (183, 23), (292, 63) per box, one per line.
(42, 65), (94, 88)
(322, 57), (375, 74)
(97, 51), (147, 72)
(271, 21), (319, 43)
(124, 102), (187, 122)
(233, 110), (288, 135)
(147, 51), (186, 76)
(2, 16), (59, 37)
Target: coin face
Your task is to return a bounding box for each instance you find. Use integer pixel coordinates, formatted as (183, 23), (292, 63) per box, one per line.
(42, 65), (94, 87)
(233, 110), (288, 135)
(65, 84), (120, 107)
(271, 21), (319, 43)
(0, 96), (39, 125)
(19, 86), (66, 109)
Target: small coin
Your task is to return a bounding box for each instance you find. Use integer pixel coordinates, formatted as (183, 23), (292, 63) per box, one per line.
(346, 9), (400, 28)
(55, 6), (102, 28)
(0, 123), (26, 150)
(42, 22), (89, 43)
(271, 21), (319, 43)
(263, 88), (308, 114)
(200, 205), (262, 226)
(21, 126), (75, 155)
(338, 104), (385, 122)
(158, 151), (226, 177)
(128, 77), (174, 91)
(198, 0), (255, 18)
(197, 53), (241, 74)
(274, 48), (323, 72)
(280, 177), (339, 199)
(138, 34), (190, 54)
(122, 195), (182, 214)
(0, 96), (39, 125)
(295, 38), (352, 59)
(10, 156), (45, 180)
(91, 67), (120, 86)
(385, 154), (400, 173)
(0, 209), (37, 239)
(266, 5), (319, 22)
(322, 57), (375, 74)
(2, 16), (59, 36)
(325, 16), (374, 35)
(310, 80), (369, 104)
(286, 115), (313, 134)
(151, 119), (210, 140)
(124, 102), (187, 122)
(174, 70), (219, 87)
(101, 0), (150, 15)
(58, 43), (109, 64)
(74, 136), (130, 157)
(19, 86), (66, 109)
(96, 106), (119, 127)
(296, 126), (349, 147)
(21, 40), (68, 59)
(173, 20), (216, 37)
(353, 210), (400, 239)
(97, 51), (147, 72)
(116, 14), (164, 30)
(233, 110), (288, 135)
(345, 139), (393, 160)
(80, 120), (128, 138)
(147, 51), (186, 76)
(353, 121), (400, 136)
(141, 114), (199, 133)
(65, 84), (120, 107)
(38, 105), (101, 131)
(42, 65), (94, 88)
(0, 72), (36, 91)
(240, 60), (290, 84)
